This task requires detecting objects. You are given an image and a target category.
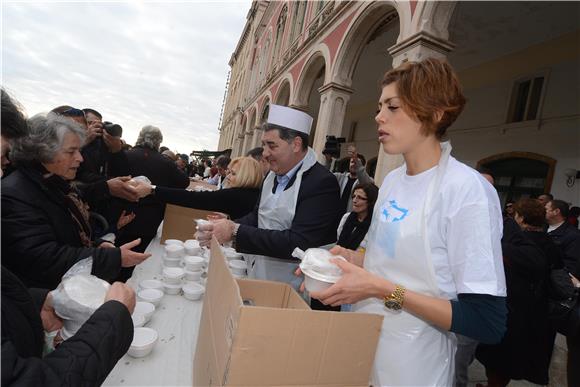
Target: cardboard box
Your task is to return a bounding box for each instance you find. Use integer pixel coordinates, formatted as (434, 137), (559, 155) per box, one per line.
(160, 204), (215, 243)
(193, 239), (383, 386)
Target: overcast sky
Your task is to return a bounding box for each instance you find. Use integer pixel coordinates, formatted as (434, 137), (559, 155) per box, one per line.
(2, 0), (251, 154)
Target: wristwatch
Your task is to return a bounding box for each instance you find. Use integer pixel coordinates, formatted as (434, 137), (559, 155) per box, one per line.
(383, 285), (406, 310)
(232, 223), (240, 249)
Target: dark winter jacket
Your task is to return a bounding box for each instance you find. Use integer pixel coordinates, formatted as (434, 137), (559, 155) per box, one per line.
(1, 266), (133, 387)
(1, 165), (122, 289)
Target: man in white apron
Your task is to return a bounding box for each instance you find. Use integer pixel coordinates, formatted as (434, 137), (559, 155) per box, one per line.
(205, 105), (341, 290)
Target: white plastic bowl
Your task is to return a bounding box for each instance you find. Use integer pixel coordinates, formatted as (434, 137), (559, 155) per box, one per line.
(162, 256), (183, 268)
(127, 327), (158, 358)
(163, 267), (185, 284)
(133, 301), (155, 323)
(164, 244), (185, 258)
(132, 313), (146, 328)
(163, 282), (182, 295)
(184, 269), (203, 282)
(229, 259), (247, 276)
(139, 279), (163, 292)
(137, 288), (164, 306)
(302, 270), (335, 293)
(164, 239), (183, 246)
(184, 239), (201, 255)
(183, 255), (205, 271)
(182, 282), (205, 301)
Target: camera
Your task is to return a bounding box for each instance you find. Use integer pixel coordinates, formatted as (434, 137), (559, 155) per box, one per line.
(102, 121), (122, 137)
(322, 135), (345, 159)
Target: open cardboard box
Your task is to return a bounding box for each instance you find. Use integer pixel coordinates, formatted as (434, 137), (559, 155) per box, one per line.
(160, 204), (215, 243)
(193, 239), (383, 386)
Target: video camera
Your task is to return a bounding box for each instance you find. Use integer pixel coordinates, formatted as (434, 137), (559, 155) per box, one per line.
(102, 121), (122, 137)
(322, 135), (345, 159)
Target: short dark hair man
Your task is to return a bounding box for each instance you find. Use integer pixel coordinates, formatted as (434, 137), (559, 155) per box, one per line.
(204, 104), (340, 290)
(546, 199), (580, 276)
(538, 193), (554, 206)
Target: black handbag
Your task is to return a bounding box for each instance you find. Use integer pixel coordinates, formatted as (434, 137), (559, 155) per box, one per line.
(547, 269), (580, 337)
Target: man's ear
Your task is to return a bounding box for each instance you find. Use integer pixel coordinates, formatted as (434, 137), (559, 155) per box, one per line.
(292, 136), (303, 152)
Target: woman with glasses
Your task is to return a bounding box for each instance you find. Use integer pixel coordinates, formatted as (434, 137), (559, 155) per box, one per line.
(336, 182), (379, 251)
(133, 156), (262, 220)
(309, 58), (507, 386)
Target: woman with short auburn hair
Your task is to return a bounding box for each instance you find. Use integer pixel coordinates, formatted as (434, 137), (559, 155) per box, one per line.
(309, 58), (507, 386)
(133, 156), (262, 220)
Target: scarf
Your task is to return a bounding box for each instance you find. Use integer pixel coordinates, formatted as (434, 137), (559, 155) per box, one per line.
(337, 211), (371, 250)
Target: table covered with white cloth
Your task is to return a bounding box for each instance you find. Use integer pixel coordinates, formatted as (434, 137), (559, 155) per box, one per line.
(103, 235), (203, 386)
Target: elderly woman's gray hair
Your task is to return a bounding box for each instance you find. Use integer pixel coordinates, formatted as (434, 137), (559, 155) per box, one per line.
(10, 113), (86, 164)
(136, 125), (163, 151)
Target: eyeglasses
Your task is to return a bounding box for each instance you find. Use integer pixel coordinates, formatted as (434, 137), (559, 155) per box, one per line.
(351, 194), (368, 201)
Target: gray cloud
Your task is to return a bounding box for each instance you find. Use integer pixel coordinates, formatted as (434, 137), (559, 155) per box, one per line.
(3, 1), (251, 153)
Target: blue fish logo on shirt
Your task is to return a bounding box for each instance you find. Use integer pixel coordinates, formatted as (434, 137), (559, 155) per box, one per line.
(382, 200), (409, 222)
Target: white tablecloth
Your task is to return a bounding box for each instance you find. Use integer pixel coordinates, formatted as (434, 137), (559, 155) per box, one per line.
(103, 236), (204, 386)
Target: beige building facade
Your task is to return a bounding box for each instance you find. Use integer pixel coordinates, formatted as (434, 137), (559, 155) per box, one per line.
(217, 1), (580, 206)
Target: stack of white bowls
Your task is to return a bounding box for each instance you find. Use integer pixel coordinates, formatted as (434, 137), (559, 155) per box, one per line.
(163, 242), (185, 268)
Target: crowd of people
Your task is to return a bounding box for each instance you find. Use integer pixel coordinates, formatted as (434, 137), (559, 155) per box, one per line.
(1, 56), (579, 387)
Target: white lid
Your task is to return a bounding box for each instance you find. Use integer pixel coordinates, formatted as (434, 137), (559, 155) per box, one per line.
(163, 267), (184, 277)
(184, 255), (205, 264)
(138, 288), (163, 300)
(182, 282), (205, 294)
(299, 248), (344, 283)
(267, 104), (313, 135)
(164, 239), (183, 246)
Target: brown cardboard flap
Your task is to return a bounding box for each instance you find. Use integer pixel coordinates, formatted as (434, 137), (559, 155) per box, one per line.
(160, 204), (214, 243)
(236, 279), (310, 310)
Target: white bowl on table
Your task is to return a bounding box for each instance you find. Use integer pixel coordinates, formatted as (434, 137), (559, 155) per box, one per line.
(163, 267), (184, 284)
(162, 255), (183, 268)
(184, 269), (203, 282)
(127, 327), (158, 358)
(184, 239), (201, 255)
(164, 244), (185, 258)
(137, 288), (164, 306)
(139, 279), (164, 292)
(183, 255), (205, 271)
(164, 239), (183, 246)
(132, 313), (146, 328)
(162, 282), (183, 295)
(133, 301), (155, 323)
(182, 282), (205, 301)
(229, 259), (247, 276)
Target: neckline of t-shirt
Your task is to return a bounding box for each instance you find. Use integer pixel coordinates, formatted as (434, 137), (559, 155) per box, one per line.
(402, 164), (438, 183)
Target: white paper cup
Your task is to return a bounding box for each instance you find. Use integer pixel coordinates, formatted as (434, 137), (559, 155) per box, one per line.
(128, 327), (158, 358)
(303, 271), (335, 293)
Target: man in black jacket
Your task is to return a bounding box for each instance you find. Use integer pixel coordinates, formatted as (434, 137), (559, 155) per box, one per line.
(114, 125), (189, 280)
(205, 105), (340, 288)
(546, 199), (580, 277)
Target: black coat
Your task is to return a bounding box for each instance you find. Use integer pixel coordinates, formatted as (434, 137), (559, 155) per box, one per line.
(1, 166), (122, 289)
(235, 162), (341, 259)
(115, 146), (190, 240)
(154, 186), (259, 220)
(548, 222), (580, 277)
(1, 266), (133, 387)
(477, 223), (559, 385)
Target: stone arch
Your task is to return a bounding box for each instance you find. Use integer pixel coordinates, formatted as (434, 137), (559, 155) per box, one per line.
(275, 75), (293, 106)
(259, 96), (271, 125)
(410, 1), (457, 41)
(293, 43), (330, 106)
(332, 2), (406, 86)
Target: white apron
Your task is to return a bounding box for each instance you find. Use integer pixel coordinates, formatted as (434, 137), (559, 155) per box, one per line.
(245, 148), (318, 290)
(352, 142), (456, 386)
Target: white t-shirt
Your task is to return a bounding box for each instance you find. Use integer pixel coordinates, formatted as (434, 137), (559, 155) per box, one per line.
(377, 156), (507, 300)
